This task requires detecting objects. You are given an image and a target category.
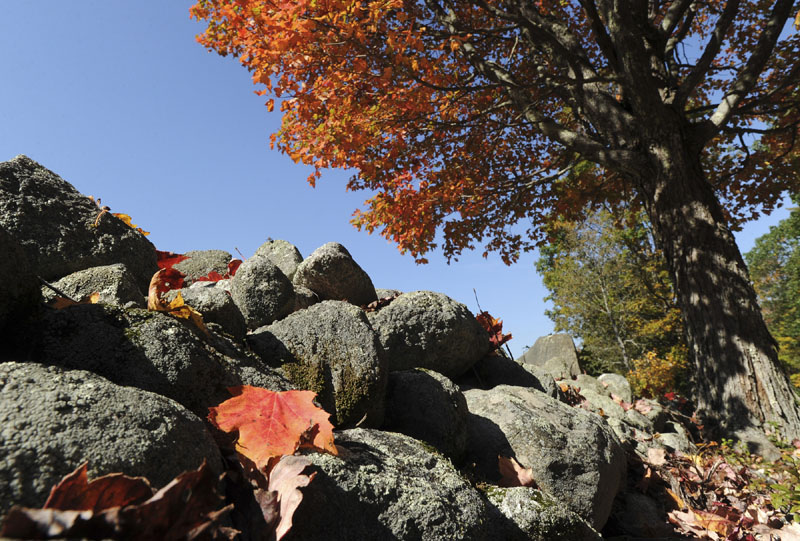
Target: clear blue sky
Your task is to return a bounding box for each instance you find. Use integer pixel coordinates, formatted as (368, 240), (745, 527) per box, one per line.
(0, 1), (791, 358)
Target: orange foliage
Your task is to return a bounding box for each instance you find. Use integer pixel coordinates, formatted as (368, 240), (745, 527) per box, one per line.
(627, 350), (689, 399)
(190, 1), (800, 263)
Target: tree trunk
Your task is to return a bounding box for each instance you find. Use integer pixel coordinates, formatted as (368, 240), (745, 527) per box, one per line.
(636, 122), (800, 443)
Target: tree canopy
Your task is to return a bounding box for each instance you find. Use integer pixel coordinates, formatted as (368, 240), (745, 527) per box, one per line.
(191, 0), (799, 263)
(191, 0), (800, 440)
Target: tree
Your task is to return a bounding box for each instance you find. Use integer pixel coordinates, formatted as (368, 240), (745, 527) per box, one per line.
(536, 208), (686, 378)
(191, 0), (800, 439)
(746, 196), (800, 389)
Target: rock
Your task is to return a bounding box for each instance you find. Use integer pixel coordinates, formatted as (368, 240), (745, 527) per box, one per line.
(654, 422), (697, 455)
(598, 373), (633, 403)
(167, 286), (246, 341)
(40, 263), (145, 308)
(517, 334), (581, 379)
(33, 304), (291, 417)
(367, 291), (490, 378)
(284, 429), (489, 541)
(292, 285), (319, 312)
(229, 254), (295, 329)
(172, 249), (232, 283)
(292, 242), (377, 306)
(0, 361), (223, 519)
(248, 301), (387, 427)
(0, 226), (40, 339)
(484, 486), (601, 541)
(577, 388), (626, 419)
(456, 352), (547, 392)
(375, 288), (402, 298)
(0, 155), (157, 290)
(254, 239), (303, 280)
(463, 385), (626, 530)
(384, 369), (469, 462)
(522, 365), (569, 402)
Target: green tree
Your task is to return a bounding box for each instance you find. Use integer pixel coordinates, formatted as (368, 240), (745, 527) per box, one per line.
(746, 197), (800, 388)
(537, 208), (687, 385)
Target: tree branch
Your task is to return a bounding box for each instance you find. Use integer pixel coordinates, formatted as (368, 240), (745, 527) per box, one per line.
(675, 0), (740, 108)
(696, 0), (795, 143)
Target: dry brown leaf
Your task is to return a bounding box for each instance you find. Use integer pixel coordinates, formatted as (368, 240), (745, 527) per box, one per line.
(497, 456), (537, 488)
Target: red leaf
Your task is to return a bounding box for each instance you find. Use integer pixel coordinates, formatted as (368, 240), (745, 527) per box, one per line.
(43, 462), (152, 512)
(227, 259), (242, 276)
(147, 268), (186, 311)
(0, 461), (236, 540)
(208, 387), (338, 471)
(475, 310), (512, 350)
(156, 250), (189, 270)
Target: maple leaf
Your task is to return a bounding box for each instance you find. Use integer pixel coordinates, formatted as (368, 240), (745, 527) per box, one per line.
(254, 455), (316, 540)
(475, 311), (512, 351)
(497, 456), (537, 488)
(0, 461), (237, 540)
(156, 249), (189, 270)
(147, 269), (209, 335)
(43, 462), (153, 511)
(208, 386), (337, 472)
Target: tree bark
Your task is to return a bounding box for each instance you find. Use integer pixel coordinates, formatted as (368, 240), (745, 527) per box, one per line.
(636, 119), (800, 442)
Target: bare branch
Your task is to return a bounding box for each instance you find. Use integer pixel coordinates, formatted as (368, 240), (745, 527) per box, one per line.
(675, 0), (740, 108)
(697, 0), (795, 143)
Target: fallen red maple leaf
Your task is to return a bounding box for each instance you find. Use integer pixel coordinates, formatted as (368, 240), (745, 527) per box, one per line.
(0, 461), (236, 540)
(208, 386), (337, 472)
(497, 456), (537, 488)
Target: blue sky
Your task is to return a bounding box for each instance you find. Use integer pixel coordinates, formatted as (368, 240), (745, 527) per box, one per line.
(0, 1), (791, 358)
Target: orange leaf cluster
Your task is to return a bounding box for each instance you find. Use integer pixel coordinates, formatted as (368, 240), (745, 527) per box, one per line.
(147, 268), (209, 335)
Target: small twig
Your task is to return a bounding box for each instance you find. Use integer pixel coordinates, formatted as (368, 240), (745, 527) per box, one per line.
(472, 288), (484, 314)
(38, 276), (75, 302)
(234, 246), (246, 260)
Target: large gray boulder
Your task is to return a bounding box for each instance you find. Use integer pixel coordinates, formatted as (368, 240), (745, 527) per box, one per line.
(248, 301), (387, 427)
(0, 226), (40, 338)
(0, 155), (157, 291)
(517, 333), (581, 379)
(33, 304), (291, 417)
(384, 369), (469, 462)
(484, 486), (601, 541)
(40, 263), (145, 308)
(463, 385), (626, 530)
(230, 254), (295, 329)
(284, 429), (489, 541)
(367, 291), (490, 378)
(0, 362), (223, 519)
(254, 239), (303, 280)
(292, 242), (377, 306)
(172, 249), (232, 283)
